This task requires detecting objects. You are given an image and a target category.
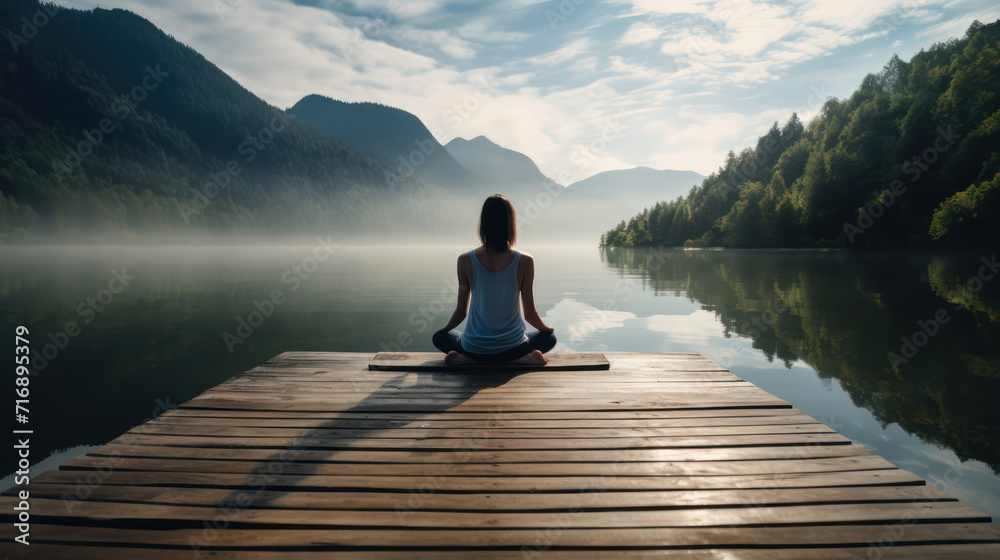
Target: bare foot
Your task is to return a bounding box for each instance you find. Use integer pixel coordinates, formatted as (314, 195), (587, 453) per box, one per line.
(445, 351), (473, 366)
(512, 350), (547, 365)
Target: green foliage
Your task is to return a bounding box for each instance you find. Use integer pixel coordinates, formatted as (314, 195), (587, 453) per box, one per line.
(929, 169), (1000, 240)
(601, 247), (1000, 474)
(603, 19), (1000, 249)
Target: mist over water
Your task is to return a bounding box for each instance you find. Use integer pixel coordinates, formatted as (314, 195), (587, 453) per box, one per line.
(2, 244), (998, 519)
(5, 180), (674, 249)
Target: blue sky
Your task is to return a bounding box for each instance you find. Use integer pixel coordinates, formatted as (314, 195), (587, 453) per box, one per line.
(58, 0), (1000, 182)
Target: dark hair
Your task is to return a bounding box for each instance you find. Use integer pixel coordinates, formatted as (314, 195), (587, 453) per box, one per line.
(478, 194), (516, 251)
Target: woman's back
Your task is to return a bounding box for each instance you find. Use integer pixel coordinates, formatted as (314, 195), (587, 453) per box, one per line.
(459, 247), (528, 354)
(473, 246), (518, 273)
(433, 193), (555, 365)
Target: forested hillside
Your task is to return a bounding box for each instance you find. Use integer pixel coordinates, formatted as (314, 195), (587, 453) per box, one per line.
(0, 0), (456, 240)
(602, 19), (1000, 248)
(290, 95), (487, 195)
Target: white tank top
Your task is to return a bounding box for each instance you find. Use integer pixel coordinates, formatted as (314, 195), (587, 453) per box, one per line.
(459, 249), (528, 354)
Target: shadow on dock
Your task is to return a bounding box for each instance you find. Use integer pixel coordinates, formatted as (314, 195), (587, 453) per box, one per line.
(206, 366), (521, 512)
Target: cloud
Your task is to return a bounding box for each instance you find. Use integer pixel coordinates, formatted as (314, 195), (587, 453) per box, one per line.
(620, 22), (663, 46)
(49, 0), (1000, 182)
(344, 0), (447, 19)
(543, 299), (636, 344)
(525, 37), (592, 67)
(392, 27), (477, 59)
(645, 309), (724, 345)
(915, 5), (1000, 39)
(456, 20), (532, 43)
(624, 0), (945, 86)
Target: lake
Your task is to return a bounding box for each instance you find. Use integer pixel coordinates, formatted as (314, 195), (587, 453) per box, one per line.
(2, 244), (999, 519)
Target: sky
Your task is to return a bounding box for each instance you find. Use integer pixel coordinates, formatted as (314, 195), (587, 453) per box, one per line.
(56, 0), (1000, 183)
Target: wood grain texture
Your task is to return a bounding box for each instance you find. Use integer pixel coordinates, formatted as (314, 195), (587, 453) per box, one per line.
(369, 351), (611, 371)
(2, 351), (994, 559)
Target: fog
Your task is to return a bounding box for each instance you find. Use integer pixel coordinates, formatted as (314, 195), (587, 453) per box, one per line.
(2, 182), (646, 248)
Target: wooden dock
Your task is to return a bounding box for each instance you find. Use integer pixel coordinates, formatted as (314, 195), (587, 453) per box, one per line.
(3, 351), (999, 558)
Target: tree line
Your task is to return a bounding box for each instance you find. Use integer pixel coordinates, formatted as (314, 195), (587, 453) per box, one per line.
(602, 19), (1000, 249)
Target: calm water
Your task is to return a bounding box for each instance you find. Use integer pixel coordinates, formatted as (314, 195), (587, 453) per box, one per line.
(2, 245), (999, 519)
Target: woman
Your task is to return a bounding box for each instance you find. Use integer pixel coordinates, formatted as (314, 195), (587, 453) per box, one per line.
(433, 194), (556, 365)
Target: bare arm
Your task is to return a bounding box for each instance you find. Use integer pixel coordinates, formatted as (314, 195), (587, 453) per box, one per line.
(439, 254), (471, 333)
(519, 254), (553, 332)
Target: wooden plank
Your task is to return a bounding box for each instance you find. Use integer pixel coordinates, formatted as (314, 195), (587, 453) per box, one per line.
(23, 468), (927, 491)
(3, 497), (988, 528)
(195, 387), (781, 398)
(12, 544), (1000, 560)
(18, 483), (957, 511)
(80, 442), (876, 462)
(147, 413), (825, 428)
(199, 390), (771, 401)
(211, 382), (759, 393)
(158, 407), (811, 420)
(369, 352), (610, 371)
(176, 397), (792, 411)
(9, 351), (992, 558)
(107, 431), (852, 450)
(234, 368), (740, 377)
(130, 423), (837, 439)
(231, 374), (743, 384)
(5, 523), (1000, 549)
(52, 454), (899, 477)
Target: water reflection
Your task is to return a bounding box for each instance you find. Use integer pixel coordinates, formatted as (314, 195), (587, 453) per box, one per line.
(599, 247), (1000, 475)
(604, 249), (1000, 472)
(1, 245), (998, 518)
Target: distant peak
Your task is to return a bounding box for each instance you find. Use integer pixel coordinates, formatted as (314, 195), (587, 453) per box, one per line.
(445, 136), (500, 149)
(470, 135), (497, 145)
(291, 94), (409, 114)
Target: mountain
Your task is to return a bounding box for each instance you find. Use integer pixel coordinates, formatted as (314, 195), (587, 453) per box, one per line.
(567, 167), (704, 214)
(0, 0), (458, 241)
(603, 19), (1000, 249)
(442, 135), (669, 242)
(289, 95), (486, 195)
(444, 136), (558, 194)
